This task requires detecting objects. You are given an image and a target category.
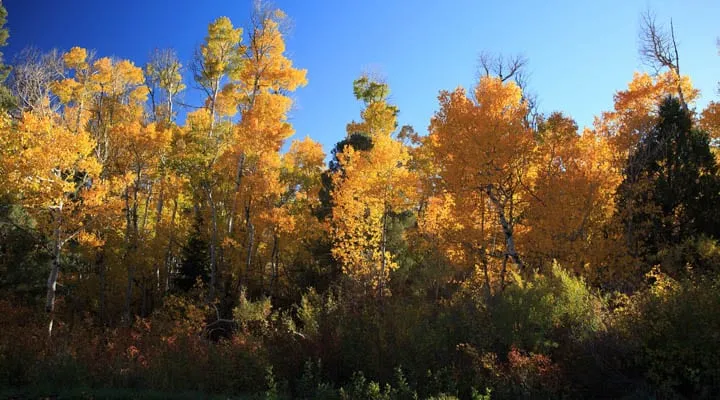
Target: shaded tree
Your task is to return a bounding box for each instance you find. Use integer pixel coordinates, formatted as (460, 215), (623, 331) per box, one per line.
(618, 96), (720, 274)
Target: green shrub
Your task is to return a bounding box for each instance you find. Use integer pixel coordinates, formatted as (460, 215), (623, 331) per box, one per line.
(492, 262), (605, 353)
(614, 269), (720, 397)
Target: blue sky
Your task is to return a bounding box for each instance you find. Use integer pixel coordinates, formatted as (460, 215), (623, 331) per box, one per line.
(5, 1), (720, 154)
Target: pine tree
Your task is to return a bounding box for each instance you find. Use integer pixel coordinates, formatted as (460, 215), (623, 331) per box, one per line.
(176, 217), (210, 293)
(619, 96), (720, 271)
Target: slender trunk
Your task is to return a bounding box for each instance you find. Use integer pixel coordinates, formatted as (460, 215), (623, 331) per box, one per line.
(434, 237), (441, 300)
(155, 181), (165, 229)
(163, 198), (178, 293)
(669, 20), (688, 112)
(244, 203), (255, 290)
(125, 263), (135, 326)
(125, 259), (135, 324)
(124, 181), (140, 325)
(203, 80), (220, 300)
(208, 82), (219, 139)
(485, 185), (525, 270)
(479, 192), (492, 297)
(46, 240), (62, 338)
(75, 98), (84, 134)
(207, 187), (219, 300)
(153, 181), (165, 291)
(481, 250), (492, 299)
(46, 207), (63, 338)
(46, 241), (62, 312)
(167, 97), (173, 124)
(140, 184), (152, 236)
(499, 255), (508, 292)
(228, 63), (262, 235)
(150, 90), (158, 123)
(379, 208), (388, 300)
(227, 153), (246, 235)
(271, 234), (279, 296)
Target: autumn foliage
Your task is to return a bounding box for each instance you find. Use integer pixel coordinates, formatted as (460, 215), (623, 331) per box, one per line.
(1, 3), (720, 399)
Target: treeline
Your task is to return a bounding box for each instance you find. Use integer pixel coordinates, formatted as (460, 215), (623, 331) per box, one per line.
(1, 3), (720, 399)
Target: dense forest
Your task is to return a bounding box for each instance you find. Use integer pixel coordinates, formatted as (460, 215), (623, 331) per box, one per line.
(2, 2), (720, 399)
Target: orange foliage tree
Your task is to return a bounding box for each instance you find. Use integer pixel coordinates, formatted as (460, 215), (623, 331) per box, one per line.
(331, 76), (417, 297)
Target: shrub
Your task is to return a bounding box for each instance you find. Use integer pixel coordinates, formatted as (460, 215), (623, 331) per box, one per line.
(492, 262), (605, 353)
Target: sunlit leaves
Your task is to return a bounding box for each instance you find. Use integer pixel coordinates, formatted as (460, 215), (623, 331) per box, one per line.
(595, 71), (698, 169)
(331, 77), (416, 294)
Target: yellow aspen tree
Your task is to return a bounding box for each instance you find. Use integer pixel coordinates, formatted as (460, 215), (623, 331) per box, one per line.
(111, 121), (172, 319)
(54, 47), (179, 320)
(331, 76), (417, 297)
(0, 108), (103, 336)
(220, 4), (307, 295)
(20, 46), (151, 327)
(265, 137), (326, 296)
(428, 76), (534, 292)
(522, 113), (626, 280)
(189, 16), (245, 299)
(80, 53), (154, 321)
(51, 47), (95, 136)
(143, 51), (187, 297)
(416, 190), (479, 295)
(145, 48), (185, 125)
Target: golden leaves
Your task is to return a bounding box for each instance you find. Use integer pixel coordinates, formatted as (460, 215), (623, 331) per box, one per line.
(51, 78), (82, 103)
(331, 79), (417, 292)
(700, 102), (720, 140)
(200, 17), (244, 83)
(233, 12), (307, 94)
(2, 110), (103, 239)
(285, 137), (325, 172)
(430, 77), (532, 193)
(596, 71), (699, 168)
(63, 46), (88, 70)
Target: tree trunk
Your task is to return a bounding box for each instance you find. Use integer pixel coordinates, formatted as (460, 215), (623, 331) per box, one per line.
(207, 186), (219, 300)
(479, 248), (492, 299)
(227, 153), (245, 235)
(499, 255), (509, 292)
(163, 198), (178, 293)
(485, 186), (525, 270)
(244, 203), (255, 290)
(45, 240), (61, 338)
(379, 208), (388, 300)
(269, 234), (277, 296)
(124, 183), (140, 326)
(167, 97), (173, 124)
(45, 207), (64, 338)
(153, 181), (165, 292)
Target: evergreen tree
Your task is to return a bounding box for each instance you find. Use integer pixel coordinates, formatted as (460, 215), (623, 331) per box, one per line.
(619, 96), (720, 271)
(175, 217), (210, 292)
(0, 3), (14, 111)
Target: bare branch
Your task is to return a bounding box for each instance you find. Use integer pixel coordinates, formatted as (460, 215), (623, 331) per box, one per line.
(477, 51), (528, 83)
(477, 52), (539, 127)
(9, 47), (64, 115)
(639, 10), (676, 74)
(638, 9), (687, 110)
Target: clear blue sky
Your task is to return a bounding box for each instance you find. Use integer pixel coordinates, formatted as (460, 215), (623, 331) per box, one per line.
(5, 1), (720, 154)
